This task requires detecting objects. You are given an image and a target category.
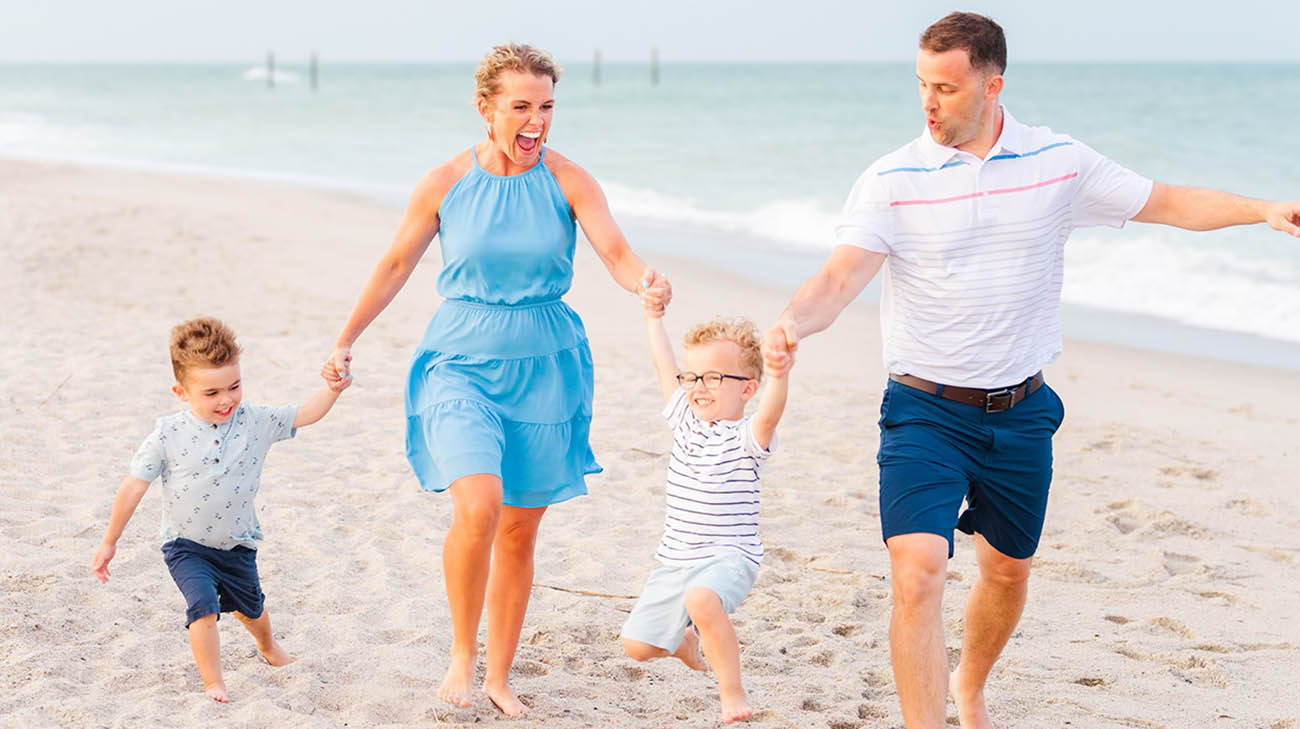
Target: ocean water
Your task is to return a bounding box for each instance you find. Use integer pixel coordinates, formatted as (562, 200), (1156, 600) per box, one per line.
(3, 61), (1298, 362)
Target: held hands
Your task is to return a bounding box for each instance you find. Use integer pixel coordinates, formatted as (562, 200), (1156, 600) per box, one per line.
(636, 268), (673, 317)
(322, 347), (354, 391)
(761, 320), (799, 378)
(1265, 200), (1300, 237)
(91, 541), (116, 583)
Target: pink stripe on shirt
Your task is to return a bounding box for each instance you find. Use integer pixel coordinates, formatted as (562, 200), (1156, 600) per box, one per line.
(890, 172), (1079, 207)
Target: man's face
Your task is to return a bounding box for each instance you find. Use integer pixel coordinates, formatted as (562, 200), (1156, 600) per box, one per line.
(916, 47), (1000, 150)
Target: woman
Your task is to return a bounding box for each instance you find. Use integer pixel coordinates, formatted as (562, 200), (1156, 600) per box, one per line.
(324, 44), (670, 716)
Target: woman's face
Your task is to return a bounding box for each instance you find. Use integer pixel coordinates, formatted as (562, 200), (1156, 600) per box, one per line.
(480, 71), (554, 167)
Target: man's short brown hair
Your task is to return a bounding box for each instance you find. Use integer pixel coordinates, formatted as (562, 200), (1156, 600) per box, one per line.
(920, 12), (1007, 75)
(170, 317), (240, 382)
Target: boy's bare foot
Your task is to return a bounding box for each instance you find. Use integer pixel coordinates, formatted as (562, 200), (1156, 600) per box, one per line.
(484, 682), (528, 718)
(950, 666), (994, 729)
(259, 639), (295, 667)
(204, 681), (229, 703)
(719, 687), (752, 723)
(437, 652), (475, 708)
(671, 626), (708, 671)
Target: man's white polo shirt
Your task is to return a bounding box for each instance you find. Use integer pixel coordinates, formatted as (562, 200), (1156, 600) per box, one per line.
(835, 107), (1152, 388)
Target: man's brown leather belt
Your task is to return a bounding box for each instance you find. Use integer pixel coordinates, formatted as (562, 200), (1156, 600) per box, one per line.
(889, 372), (1044, 413)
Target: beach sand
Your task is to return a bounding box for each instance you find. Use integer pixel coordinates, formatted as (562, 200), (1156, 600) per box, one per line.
(2, 157), (1298, 728)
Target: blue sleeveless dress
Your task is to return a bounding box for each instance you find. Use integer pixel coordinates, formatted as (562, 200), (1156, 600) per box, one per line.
(404, 146), (602, 508)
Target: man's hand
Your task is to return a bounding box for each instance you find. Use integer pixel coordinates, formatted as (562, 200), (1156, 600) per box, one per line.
(761, 320), (799, 378)
(1264, 200), (1300, 237)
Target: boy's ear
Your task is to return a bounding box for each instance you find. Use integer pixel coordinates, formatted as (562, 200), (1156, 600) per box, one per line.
(171, 382), (187, 401)
(741, 378), (759, 401)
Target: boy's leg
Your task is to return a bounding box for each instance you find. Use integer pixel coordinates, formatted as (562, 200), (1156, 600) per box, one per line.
(483, 503), (547, 717)
(622, 629), (706, 671)
(440, 474), (504, 708)
(684, 587), (751, 724)
(187, 613), (227, 703)
(234, 609), (294, 666)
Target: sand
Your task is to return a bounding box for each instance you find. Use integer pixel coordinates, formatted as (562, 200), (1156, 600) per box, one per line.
(2, 157), (1298, 728)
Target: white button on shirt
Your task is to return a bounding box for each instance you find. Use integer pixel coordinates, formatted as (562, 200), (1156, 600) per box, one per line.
(835, 107), (1153, 388)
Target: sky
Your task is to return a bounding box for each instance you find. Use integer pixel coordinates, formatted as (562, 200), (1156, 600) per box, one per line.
(2, 0), (1298, 63)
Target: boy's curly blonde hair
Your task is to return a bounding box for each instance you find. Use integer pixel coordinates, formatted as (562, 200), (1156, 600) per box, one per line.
(474, 42), (562, 104)
(683, 316), (763, 382)
(170, 317), (241, 383)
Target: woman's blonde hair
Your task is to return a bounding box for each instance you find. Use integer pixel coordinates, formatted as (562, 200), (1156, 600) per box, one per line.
(474, 43), (561, 104)
(683, 317), (763, 381)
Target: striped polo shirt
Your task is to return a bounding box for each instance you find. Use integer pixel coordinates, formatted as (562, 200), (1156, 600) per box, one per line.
(835, 107), (1153, 388)
(656, 388), (775, 567)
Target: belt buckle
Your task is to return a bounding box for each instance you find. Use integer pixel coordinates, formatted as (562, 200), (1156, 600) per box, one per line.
(984, 387), (1016, 413)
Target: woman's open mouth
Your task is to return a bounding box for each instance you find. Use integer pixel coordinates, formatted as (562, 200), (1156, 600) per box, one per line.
(516, 131), (540, 153)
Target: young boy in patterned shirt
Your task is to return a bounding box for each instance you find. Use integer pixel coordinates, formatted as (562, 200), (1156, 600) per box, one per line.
(621, 291), (790, 724)
(91, 317), (351, 702)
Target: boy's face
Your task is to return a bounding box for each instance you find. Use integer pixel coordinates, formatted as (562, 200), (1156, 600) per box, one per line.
(172, 361), (243, 425)
(681, 341), (758, 423)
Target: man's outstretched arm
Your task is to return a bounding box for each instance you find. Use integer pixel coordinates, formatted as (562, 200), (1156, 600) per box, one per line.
(1132, 182), (1300, 236)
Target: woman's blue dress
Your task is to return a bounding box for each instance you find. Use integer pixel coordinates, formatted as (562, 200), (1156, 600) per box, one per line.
(404, 146), (601, 508)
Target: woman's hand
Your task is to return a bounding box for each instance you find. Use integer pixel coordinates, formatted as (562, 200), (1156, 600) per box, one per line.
(637, 268), (672, 316)
(323, 346), (353, 384)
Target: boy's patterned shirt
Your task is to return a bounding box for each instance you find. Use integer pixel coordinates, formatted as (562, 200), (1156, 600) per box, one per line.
(130, 403), (296, 550)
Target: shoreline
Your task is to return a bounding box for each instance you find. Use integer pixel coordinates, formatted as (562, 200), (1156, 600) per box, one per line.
(4, 150), (1298, 372)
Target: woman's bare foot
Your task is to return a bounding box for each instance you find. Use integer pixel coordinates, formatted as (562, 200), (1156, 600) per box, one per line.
(671, 626), (708, 671)
(259, 639), (295, 667)
(438, 652), (475, 708)
(719, 686), (752, 724)
(203, 681), (229, 703)
(949, 666), (994, 729)
(484, 682), (528, 718)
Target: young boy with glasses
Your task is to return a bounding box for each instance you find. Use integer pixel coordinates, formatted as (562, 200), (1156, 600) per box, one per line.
(90, 317), (351, 703)
(620, 286), (789, 724)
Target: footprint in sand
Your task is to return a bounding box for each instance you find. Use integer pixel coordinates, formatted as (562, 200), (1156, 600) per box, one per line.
(1161, 551), (1201, 576)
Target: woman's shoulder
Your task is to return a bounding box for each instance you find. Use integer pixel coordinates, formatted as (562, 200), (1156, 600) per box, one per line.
(408, 149), (476, 211)
(541, 147), (598, 198)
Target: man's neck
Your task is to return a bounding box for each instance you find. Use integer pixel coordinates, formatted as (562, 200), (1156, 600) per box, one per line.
(955, 104), (1004, 160)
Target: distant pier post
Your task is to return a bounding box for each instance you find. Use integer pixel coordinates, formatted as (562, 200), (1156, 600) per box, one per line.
(267, 52), (275, 88)
(593, 50), (601, 86)
(650, 46), (659, 86)
(310, 51), (318, 91)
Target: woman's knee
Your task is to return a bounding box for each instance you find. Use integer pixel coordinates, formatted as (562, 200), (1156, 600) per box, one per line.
(449, 477), (502, 537)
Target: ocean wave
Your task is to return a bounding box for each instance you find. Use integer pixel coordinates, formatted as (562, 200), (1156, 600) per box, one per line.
(241, 67), (302, 84)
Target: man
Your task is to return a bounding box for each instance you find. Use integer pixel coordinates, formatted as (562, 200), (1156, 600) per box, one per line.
(760, 11), (1300, 729)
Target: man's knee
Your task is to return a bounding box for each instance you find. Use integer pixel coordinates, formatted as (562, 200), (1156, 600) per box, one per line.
(887, 534), (949, 610)
(980, 552), (1032, 588)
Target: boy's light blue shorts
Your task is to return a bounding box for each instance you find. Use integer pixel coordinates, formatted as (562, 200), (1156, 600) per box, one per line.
(620, 551), (759, 652)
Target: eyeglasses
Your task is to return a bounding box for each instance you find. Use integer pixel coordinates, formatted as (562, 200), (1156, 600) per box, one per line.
(676, 371), (752, 390)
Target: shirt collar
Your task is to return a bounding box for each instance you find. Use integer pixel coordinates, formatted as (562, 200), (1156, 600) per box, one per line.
(916, 105), (1025, 167)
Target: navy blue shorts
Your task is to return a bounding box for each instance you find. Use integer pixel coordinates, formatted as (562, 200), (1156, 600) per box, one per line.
(161, 538), (264, 627)
(876, 377), (1065, 560)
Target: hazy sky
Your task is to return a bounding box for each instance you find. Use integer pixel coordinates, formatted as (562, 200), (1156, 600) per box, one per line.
(3, 0), (1298, 63)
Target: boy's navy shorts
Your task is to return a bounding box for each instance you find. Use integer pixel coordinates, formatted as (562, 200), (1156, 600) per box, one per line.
(161, 537), (264, 627)
(877, 377), (1065, 560)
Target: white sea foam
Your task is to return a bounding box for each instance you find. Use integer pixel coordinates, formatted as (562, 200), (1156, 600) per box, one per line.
(241, 67), (301, 84)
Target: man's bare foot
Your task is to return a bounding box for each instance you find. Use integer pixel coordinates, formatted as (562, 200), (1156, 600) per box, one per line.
(719, 687), (752, 724)
(204, 681), (229, 703)
(437, 652), (475, 708)
(259, 639), (295, 667)
(949, 666), (994, 729)
(671, 626), (708, 671)
(484, 682), (528, 718)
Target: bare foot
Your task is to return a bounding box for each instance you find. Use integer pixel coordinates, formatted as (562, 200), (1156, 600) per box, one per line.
(671, 626), (708, 671)
(484, 682), (528, 718)
(949, 666), (994, 729)
(437, 652), (475, 708)
(259, 639), (295, 667)
(719, 687), (752, 724)
(204, 681), (229, 703)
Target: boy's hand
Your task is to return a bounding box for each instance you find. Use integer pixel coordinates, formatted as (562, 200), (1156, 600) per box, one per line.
(91, 541), (116, 583)
(636, 268), (672, 317)
(761, 320), (799, 378)
(321, 359), (353, 392)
